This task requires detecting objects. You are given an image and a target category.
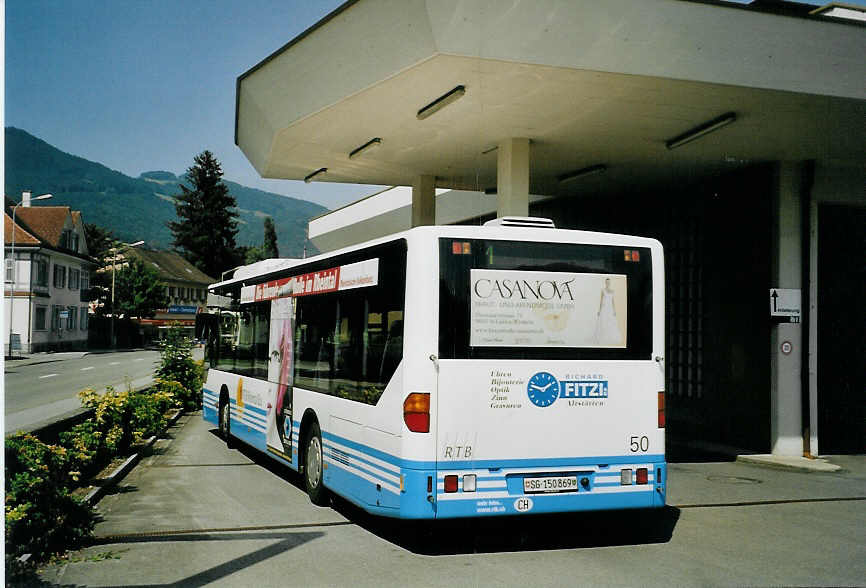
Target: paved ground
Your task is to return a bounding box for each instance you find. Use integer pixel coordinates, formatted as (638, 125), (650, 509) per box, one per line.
(4, 347), (204, 435)
(4, 350), (160, 434)
(41, 414), (866, 587)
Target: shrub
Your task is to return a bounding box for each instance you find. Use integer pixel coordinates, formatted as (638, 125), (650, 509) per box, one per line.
(127, 390), (167, 443)
(156, 326), (203, 410)
(59, 420), (103, 479)
(78, 386), (132, 455)
(5, 434), (95, 565)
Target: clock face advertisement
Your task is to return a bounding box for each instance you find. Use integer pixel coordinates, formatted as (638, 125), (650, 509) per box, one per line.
(469, 269), (627, 349)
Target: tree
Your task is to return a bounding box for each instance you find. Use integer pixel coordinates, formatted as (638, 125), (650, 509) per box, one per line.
(168, 151), (241, 279)
(244, 245), (266, 264)
(84, 223), (116, 269)
(263, 217), (279, 258)
(83, 223), (116, 311)
(114, 258), (167, 319)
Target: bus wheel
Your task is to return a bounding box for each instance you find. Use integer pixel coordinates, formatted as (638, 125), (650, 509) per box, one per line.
(219, 400), (234, 449)
(304, 422), (328, 505)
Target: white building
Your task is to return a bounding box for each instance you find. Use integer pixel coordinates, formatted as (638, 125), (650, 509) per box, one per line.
(4, 203), (94, 353)
(233, 0), (865, 457)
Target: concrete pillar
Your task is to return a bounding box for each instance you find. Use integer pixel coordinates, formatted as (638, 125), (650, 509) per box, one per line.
(770, 162), (804, 456)
(496, 138), (530, 217)
(411, 175), (435, 227)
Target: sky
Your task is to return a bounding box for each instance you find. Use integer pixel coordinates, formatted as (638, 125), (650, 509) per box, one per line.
(5, 0), (383, 209)
(5, 0), (866, 210)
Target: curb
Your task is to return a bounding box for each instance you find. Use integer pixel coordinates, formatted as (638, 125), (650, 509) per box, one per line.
(83, 409), (185, 506)
(736, 454), (842, 473)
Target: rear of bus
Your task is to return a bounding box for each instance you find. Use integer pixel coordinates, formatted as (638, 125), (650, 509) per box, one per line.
(401, 223), (665, 518)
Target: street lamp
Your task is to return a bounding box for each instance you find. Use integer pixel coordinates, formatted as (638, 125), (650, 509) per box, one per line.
(109, 240), (144, 348)
(7, 191), (52, 357)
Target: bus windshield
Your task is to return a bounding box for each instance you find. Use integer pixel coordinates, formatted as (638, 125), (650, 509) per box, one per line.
(439, 238), (653, 360)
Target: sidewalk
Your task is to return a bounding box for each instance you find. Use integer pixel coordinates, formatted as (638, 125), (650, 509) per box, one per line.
(5, 351), (91, 368)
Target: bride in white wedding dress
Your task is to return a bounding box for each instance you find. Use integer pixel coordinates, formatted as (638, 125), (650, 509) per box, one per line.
(593, 278), (622, 345)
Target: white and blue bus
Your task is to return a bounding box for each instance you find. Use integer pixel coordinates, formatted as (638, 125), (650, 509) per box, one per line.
(202, 217), (666, 519)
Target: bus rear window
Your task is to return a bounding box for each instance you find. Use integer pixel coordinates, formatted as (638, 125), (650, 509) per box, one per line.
(439, 239), (652, 360)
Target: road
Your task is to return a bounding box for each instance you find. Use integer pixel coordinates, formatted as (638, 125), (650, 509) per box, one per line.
(4, 350), (161, 434)
(40, 413), (866, 587)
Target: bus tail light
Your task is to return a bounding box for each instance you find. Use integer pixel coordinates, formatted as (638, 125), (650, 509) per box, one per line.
(403, 393), (430, 433)
(444, 475), (458, 493)
(636, 468), (648, 485)
(658, 391), (665, 428)
(463, 474), (477, 492)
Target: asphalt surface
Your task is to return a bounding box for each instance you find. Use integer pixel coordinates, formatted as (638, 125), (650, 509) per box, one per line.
(40, 413), (866, 587)
(4, 350), (161, 434)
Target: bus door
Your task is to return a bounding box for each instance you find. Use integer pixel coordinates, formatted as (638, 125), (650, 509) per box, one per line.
(266, 296), (296, 462)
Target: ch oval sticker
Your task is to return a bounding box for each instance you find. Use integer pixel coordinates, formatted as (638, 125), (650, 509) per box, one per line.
(514, 497), (534, 512)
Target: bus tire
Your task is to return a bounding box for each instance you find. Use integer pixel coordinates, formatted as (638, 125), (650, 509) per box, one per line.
(219, 399), (234, 449)
(304, 422), (328, 506)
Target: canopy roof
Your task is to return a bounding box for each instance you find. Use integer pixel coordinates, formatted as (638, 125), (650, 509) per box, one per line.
(236, 0), (865, 199)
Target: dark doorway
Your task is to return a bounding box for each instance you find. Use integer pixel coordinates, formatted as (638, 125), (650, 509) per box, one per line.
(817, 204), (866, 454)
(533, 165), (773, 460)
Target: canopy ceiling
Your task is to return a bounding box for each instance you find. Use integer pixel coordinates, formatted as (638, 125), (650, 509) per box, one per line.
(236, 0), (866, 198)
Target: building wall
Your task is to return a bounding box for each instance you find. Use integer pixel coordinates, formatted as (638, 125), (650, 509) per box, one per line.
(5, 249), (92, 353)
(4, 249), (36, 354)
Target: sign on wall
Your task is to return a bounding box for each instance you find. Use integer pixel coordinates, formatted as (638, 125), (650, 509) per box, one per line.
(167, 305), (199, 314)
(769, 288), (801, 320)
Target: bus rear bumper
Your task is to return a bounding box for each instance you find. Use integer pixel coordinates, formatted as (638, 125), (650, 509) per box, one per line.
(428, 459), (666, 519)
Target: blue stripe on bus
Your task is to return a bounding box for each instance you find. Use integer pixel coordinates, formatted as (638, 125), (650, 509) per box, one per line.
(324, 440), (400, 480)
(325, 454), (400, 496)
(320, 429), (404, 467)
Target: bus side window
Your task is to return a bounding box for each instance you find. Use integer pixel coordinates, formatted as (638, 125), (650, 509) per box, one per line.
(291, 240), (407, 405)
(378, 319), (403, 382)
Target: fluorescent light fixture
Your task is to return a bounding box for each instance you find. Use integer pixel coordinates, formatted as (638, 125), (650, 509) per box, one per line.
(665, 112), (737, 150)
(304, 167), (328, 183)
(557, 164), (607, 184)
(481, 145), (498, 155)
(348, 138), (382, 159)
(417, 85), (466, 120)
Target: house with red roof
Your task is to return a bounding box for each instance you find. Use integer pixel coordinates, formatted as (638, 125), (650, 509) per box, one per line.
(4, 197), (94, 353)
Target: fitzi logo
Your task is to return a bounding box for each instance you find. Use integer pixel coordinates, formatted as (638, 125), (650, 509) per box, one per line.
(527, 372), (610, 406)
(560, 380), (609, 399)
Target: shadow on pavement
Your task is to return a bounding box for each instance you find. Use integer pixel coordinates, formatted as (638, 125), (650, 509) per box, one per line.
(215, 429), (680, 556)
(95, 531), (323, 588)
(339, 501), (680, 555)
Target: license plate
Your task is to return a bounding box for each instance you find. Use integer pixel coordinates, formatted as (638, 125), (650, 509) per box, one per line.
(523, 475), (578, 493)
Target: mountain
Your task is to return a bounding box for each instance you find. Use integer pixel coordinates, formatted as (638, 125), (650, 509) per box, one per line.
(4, 127), (327, 257)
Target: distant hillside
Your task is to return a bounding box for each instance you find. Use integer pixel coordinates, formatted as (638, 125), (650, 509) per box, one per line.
(4, 127), (326, 257)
